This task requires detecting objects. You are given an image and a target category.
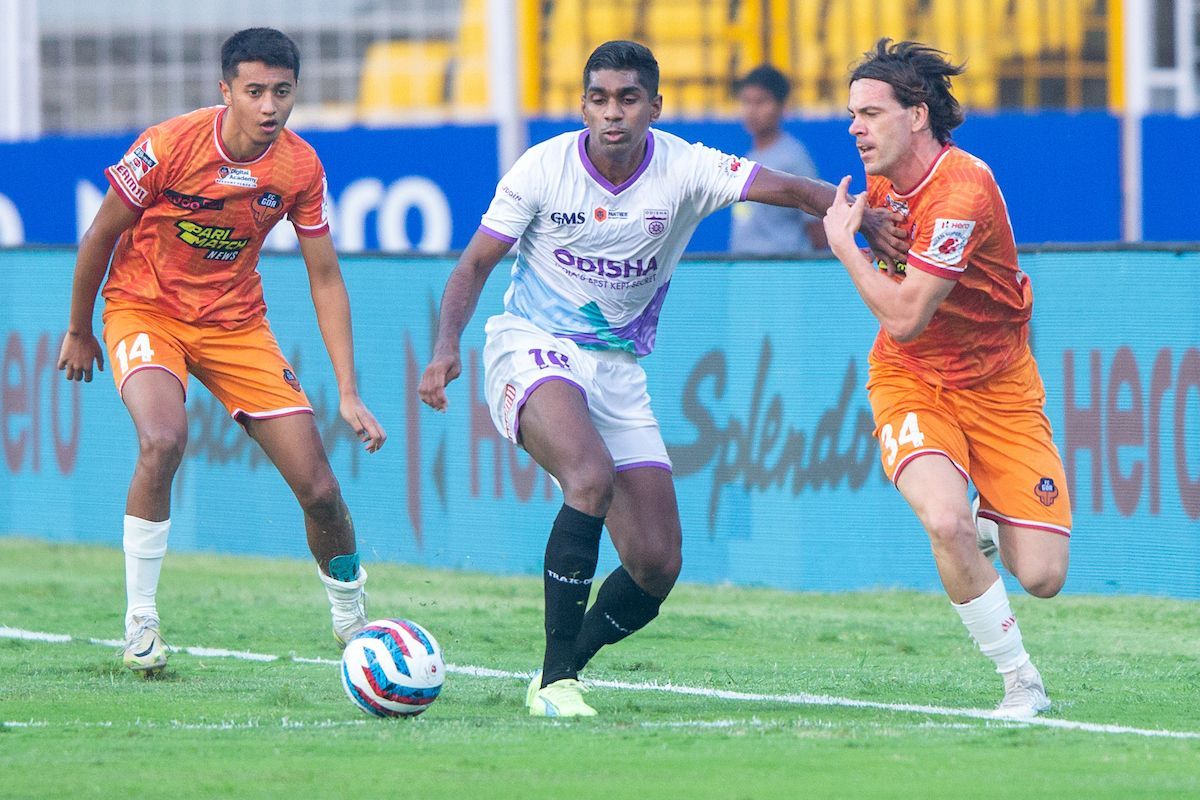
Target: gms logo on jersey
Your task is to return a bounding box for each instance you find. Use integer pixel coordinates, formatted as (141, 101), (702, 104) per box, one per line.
(174, 220), (250, 261)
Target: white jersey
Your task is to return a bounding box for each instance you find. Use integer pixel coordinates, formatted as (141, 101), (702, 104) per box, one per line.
(479, 128), (760, 356)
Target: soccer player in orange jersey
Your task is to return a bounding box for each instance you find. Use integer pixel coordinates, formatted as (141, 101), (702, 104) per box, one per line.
(823, 40), (1071, 717)
(56, 28), (386, 676)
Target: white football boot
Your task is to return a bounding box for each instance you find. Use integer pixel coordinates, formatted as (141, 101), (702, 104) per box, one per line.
(994, 660), (1051, 718)
(123, 615), (168, 677)
(972, 494), (999, 560)
(319, 566), (369, 646)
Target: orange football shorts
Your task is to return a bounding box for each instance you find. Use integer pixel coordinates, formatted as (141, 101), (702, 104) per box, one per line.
(102, 306), (312, 422)
(866, 346), (1071, 537)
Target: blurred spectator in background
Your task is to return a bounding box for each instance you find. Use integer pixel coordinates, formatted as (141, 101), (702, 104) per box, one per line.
(729, 65), (827, 254)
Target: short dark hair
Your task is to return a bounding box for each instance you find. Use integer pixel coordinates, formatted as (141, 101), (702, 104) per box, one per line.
(733, 65), (790, 104)
(221, 28), (301, 83)
(583, 40), (659, 97)
(850, 38), (965, 144)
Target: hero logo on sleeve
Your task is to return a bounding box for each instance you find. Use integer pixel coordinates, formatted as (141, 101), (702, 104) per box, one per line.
(923, 218), (976, 266)
(717, 154), (744, 175)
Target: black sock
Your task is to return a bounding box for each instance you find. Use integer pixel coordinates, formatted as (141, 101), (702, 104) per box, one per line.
(541, 504), (604, 686)
(573, 565), (665, 671)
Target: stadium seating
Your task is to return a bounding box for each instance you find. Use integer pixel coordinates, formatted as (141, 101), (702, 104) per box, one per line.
(357, 40), (453, 117)
(355, 0), (1112, 119)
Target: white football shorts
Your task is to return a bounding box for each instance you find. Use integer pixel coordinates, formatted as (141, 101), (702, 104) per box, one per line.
(482, 312), (672, 471)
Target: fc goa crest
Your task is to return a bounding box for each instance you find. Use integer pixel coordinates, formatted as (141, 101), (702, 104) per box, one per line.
(1034, 477), (1059, 507)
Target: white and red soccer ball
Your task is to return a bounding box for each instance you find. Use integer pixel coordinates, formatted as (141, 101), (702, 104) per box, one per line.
(340, 619), (445, 717)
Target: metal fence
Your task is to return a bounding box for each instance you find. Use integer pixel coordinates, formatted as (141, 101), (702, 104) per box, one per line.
(8, 0), (1199, 135)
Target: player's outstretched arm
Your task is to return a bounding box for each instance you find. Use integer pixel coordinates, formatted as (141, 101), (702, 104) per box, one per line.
(298, 232), (386, 453)
(744, 167), (907, 264)
(57, 189), (141, 382)
(418, 230), (512, 412)
(824, 176), (952, 341)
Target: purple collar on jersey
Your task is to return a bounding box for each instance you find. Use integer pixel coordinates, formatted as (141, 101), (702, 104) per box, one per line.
(577, 129), (655, 195)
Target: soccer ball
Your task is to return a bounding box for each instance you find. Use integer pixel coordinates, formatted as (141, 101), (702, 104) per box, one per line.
(340, 619), (445, 717)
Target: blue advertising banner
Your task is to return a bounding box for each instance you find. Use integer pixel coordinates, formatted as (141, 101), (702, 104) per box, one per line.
(0, 124), (499, 253)
(0, 112), (1136, 252)
(3, 248), (1197, 598)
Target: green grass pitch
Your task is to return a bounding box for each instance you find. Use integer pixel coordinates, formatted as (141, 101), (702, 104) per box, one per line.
(1, 538), (1197, 799)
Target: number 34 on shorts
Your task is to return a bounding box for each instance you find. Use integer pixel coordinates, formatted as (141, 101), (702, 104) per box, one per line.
(879, 412), (926, 468)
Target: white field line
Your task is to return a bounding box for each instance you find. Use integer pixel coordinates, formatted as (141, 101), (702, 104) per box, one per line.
(3, 625), (1198, 740)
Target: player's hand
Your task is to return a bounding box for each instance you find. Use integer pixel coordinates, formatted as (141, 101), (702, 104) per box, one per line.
(418, 352), (461, 412)
(340, 395), (386, 453)
(858, 196), (908, 269)
(823, 176), (868, 251)
(56, 330), (105, 382)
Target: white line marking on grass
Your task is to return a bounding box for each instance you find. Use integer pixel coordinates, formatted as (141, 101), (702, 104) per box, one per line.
(0, 626), (71, 643)
(3, 718), (367, 731)
(4, 625), (1198, 740)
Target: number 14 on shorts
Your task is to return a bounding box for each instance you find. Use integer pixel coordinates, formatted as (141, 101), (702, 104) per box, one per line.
(880, 412), (925, 467)
(116, 333), (156, 374)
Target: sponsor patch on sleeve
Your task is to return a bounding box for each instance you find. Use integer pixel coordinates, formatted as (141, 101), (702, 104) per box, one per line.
(717, 154), (745, 175)
(922, 218), (976, 266)
(123, 138), (158, 180)
(110, 162), (148, 205)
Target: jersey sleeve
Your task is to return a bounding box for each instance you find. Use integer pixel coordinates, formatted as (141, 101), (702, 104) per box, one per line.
(104, 126), (167, 210)
(685, 142), (760, 218)
(478, 149), (540, 244)
(905, 181), (992, 280)
(289, 162), (331, 238)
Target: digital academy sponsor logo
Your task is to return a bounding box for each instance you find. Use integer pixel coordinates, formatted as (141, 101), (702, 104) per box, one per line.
(215, 166), (258, 188)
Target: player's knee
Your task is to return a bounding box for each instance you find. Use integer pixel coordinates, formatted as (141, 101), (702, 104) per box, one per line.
(559, 461), (615, 516)
(628, 541), (681, 596)
(297, 474), (344, 522)
(136, 427), (187, 474)
(922, 508), (971, 551)
(1018, 562), (1067, 599)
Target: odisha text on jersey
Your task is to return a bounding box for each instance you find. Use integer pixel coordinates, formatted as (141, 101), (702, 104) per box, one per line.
(553, 248), (659, 279)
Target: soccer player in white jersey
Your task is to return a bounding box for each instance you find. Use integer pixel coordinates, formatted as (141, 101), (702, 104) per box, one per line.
(419, 41), (906, 717)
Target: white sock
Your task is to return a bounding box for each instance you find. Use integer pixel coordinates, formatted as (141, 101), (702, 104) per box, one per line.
(124, 515), (170, 629)
(319, 565), (368, 607)
(952, 577), (1030, 674)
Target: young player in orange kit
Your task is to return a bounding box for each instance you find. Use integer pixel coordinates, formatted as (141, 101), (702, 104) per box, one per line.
(57, 27), (386, 676)
(823, 39), (1071, 717)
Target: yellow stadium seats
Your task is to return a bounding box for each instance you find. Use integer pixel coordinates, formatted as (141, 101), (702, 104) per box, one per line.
(357, 40), (453, 115)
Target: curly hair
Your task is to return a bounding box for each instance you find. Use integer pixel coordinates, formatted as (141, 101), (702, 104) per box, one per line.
(850, 39), (965, 144)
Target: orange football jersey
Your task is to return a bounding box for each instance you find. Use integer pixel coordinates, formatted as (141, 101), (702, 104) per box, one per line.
(102, 105), (330, 328)
(866, 146), (1033, 388)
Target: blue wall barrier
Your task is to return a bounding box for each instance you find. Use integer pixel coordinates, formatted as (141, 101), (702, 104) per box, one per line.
(0, 112), (1144, 252)
(3, 247), (1198, 598)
